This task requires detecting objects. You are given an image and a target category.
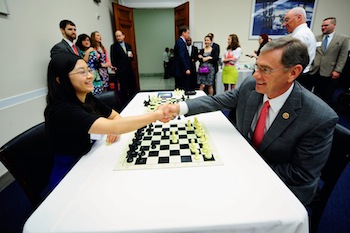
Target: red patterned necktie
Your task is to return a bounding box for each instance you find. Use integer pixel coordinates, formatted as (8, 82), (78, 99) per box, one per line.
(72, 44), (79, 55)
(252, 101), (270, 148)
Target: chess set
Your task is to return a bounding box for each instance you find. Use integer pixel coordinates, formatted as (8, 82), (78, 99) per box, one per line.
(143, 89), (188, 112)
(114, 117), (223, 171)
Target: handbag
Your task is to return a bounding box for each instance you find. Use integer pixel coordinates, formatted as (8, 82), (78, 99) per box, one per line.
(198, 65), (210, 74)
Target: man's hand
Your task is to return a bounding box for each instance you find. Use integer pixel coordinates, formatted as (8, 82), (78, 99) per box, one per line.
(331, 71), (341, 79)
(154, 104), (170, 123)
(158, 104), (180, 123)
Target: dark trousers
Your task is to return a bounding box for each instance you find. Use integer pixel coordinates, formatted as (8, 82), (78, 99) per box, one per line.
(175, 74), (191, 91)
(163, 62), (169, 79)
(297, 72), (314, 91)
(314, 74), (339, 104)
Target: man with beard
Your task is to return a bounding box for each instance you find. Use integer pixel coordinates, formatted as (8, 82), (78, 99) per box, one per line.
(50, 20), (79, 58)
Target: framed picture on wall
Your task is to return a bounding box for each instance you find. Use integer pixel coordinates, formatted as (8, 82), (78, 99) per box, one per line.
(0, 0), (9, 15)
(249, 0), (318, 39)
(193, 41), (203, 50)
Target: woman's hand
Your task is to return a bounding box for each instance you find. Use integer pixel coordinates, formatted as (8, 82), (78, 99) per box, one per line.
(106, 134), (120, 144)
(86, 47), (94, 54)
(104, 61), (112, 68)
(155, 104), (174, 123)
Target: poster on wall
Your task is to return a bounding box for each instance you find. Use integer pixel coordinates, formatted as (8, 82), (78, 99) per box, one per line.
(249, 0), (318, 39)
(0, 0), (9, 15)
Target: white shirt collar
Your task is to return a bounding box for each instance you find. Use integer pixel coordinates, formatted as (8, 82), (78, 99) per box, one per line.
(263, 82), (294, 114)
(63, 38), (74, 47)
(324, 31), (335, 41)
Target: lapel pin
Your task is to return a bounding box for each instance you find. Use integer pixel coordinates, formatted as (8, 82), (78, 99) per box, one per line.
(282, 112), (290, 119)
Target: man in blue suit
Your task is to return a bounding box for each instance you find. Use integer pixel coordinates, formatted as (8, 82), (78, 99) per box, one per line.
(50, 20), (79, 58)
(174, 26), (192, 94)
(164, 37), (339, 205)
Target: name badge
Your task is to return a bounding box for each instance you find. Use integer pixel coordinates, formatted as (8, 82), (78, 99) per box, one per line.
(316, 41), (322, 47)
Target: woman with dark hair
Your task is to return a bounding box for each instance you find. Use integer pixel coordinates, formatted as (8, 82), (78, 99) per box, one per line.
(75, 34), (103, 95)
(45, 53), (169, 189)
(197, 35), (218, 96)
(222, 34), (241, 91)
(91, 31), (112, 92)
(249, 33), (269, 59)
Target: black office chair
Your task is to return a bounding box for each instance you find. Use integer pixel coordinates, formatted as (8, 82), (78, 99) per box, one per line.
(309, 124), (350, 233)
(96, 91), (122, 111)
(0, 122), (54, 207)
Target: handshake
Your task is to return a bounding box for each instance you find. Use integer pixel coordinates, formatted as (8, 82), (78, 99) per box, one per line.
(154, 103), (181, 123)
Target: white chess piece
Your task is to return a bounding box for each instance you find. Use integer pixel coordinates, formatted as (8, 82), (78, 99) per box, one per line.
(171, 130), (178, 143)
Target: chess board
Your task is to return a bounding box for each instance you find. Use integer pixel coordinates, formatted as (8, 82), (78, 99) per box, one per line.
(114, 120), (222, 171)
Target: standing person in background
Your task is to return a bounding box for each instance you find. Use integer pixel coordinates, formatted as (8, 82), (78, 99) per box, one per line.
(110, 30), (138, 104)
(197, 35), (218, 96)
(163, 47), (170, 79)
(283, 6), (316, 91)
(75, 34), (103, 96)
(207, 33), (220, 94)
(186, 37), (199, 93)
(249, 33), (269, 59)
(50, 20), (79, 58)
(222, 34), (241, 91)
(168, 48), (175, 78)
(174, 26), (191, 93)
(207, 33), (220, 73)
(309, 17), (349, 105)
(91, 31), (112, 92)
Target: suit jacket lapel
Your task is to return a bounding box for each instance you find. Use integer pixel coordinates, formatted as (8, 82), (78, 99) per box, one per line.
(62, 39), (74, 53)
(327, 33), (340, 51)
(118, 43), (128, 57)
(241, 91), (263, 138)
(259, 83), (302, 151)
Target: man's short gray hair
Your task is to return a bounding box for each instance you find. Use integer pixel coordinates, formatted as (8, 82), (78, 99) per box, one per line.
(292, 7), (307, 22)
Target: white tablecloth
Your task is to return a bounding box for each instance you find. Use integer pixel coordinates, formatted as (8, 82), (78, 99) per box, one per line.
(23, 91), (308, 233)
(216, 66), (253, 94)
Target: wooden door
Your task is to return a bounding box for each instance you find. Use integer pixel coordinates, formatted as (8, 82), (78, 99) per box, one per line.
(112, 3), (140, 91)
(174, 2), (189, 40)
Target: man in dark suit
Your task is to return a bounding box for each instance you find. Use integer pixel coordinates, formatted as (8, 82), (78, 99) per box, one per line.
(174, 26), (191, 93)
(186, 36), (198, 93)
(310, 17), (349, 104)
(110, 30), (137, 105)
(164, 37), (339, 205)
(50, 20), (79, 58)
(208, 33), (220, 94)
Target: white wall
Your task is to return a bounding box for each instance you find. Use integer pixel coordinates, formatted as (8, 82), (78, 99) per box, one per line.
(0, 0), (116, 176)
